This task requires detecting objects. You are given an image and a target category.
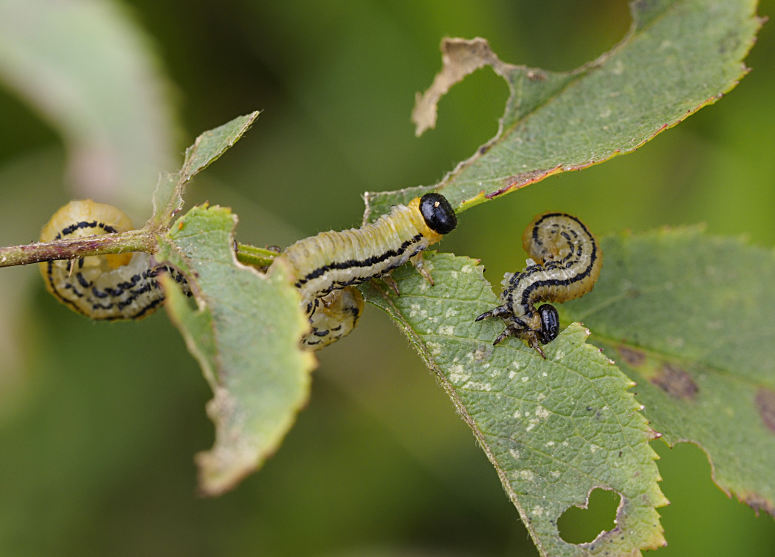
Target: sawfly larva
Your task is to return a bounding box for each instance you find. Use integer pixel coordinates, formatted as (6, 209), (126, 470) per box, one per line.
(272, 192), (457, 349)
(476, 212), (601, 358)
(39, 200), (188, 320)
(39, 193), (457, 351)
(302, 287), (364, 350)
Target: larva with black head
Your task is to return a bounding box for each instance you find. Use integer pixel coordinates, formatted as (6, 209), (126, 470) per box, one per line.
(271, 192), (457, 349)
(40, 194), (457, 349)
(39, 200), (189, 320)
(476, 212), (601, 358)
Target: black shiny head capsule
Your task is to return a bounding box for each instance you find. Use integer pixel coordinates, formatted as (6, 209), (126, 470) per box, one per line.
(536, 304), (560, 345)
(420, 193), (457, 235)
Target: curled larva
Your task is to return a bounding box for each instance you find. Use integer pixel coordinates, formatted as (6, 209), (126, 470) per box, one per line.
(40, 194), (457, 350)
(301, 287), (364, 350)
(475, 212), (602, 358)
(39, 200), (188, 320)
(272, 193), (457, 350)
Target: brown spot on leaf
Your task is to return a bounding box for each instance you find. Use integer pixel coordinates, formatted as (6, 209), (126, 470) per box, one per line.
(647, 428), (663, 441)
(755, 388), (775, 434)
(741, 492), (775, 517)
(526, 69), (547, 81)
(618, 346), (646, 367)
(651, 363), (698, 400)
(474, 343), (492, 361)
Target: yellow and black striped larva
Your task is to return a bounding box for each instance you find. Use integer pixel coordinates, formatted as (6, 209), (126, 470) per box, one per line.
(302, 287), (365, 350)
(39, 200), (188, 320)
(271, 193), (457, 350)
(476, 212), (602, 358)
(40, 194), (457, 350)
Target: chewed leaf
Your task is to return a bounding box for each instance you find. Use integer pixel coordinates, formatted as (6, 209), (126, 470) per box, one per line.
(150, 112), (260, 228)
(412, 37), (502, 136)
(157, 205), (314, 495)
(562, 228), (775, 517)
(365, 0), (761, 219)
(179, 111), (260, 182)
(363, 254), (667, 556)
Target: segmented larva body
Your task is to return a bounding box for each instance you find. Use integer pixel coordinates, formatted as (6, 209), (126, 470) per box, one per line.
(476, 212), (601, 358)
(39, 194), (457, 350)
(39, 200), (187, 320)
(302, 287), (364, 350)
(273, 193), (457, 350)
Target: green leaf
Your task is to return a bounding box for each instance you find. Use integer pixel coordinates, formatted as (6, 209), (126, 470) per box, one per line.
(149, 111), (260, 228)
(0, 0), (177, 216)
(157, 205), (315, 496)
(364, 0), (761, 219)
(562, 228), (775, 517)
(363, 253), (667, 556)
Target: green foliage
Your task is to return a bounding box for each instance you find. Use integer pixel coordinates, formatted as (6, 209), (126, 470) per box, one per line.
(150, 112), (260, 228)
(364, 254), (667, 555)
(563, 228), (775, 517)
(157, 205), (314, 495)
(366, 0), (761, 218)
(0, 0), (771, 555)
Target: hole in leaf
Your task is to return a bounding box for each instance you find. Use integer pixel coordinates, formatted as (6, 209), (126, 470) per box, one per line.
(558, 488), (620, 544)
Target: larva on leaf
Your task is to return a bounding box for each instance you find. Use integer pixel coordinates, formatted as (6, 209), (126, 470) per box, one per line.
(272, 193), (457, 350)
(39, 193), (456, 350)
(39, 200), (188, 320)
(476, 212), (602, 358)
(301, 287), (364, 350)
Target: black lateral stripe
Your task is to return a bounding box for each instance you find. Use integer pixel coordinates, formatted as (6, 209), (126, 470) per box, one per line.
(519, 235), (598, 307)
(75, 264), (188, 308)
(47, 220), (121, 315)
(76, 272), (91, 289)
(57, 220), (119, 238)
(314, 244), (425, 295)
(532, 213), (594, 244)
(91, 286), (109, 299)
(46, 260), (89, 314)
(295, 233), (424, 288)
(128, 297), (164, 319)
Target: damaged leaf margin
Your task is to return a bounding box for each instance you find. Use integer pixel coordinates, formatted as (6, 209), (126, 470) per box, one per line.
(562, 227), (775, 519)
(365, 0), (762, 221)
(157, 204), (314, 496)
(363, 253), (668, 556)
(149, 111), (260, 229)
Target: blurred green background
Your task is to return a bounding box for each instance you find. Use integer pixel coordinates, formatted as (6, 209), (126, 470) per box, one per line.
(0, 0), (773, 555)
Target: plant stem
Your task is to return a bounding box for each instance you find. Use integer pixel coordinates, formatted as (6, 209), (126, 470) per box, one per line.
(0, 229), (156, 268)
(0, 233), (278, 270)
(236, 242), (277, 268)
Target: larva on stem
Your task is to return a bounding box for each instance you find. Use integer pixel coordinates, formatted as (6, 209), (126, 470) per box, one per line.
(271, 193), (457, 349)
(476, 212), (602, 358)
(39, 193), (457, 351)
(39, 200), (188, 320)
